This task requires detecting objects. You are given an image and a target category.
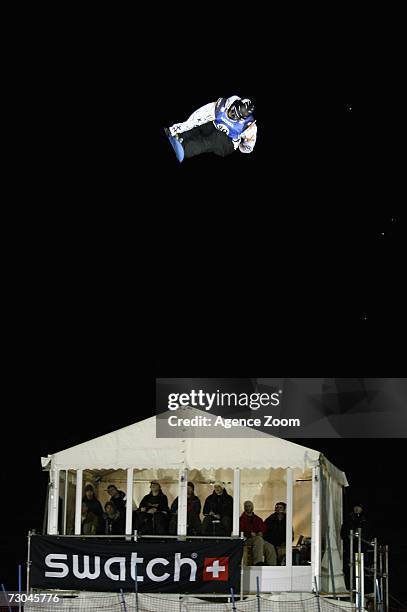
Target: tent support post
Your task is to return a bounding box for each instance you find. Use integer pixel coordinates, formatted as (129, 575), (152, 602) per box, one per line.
(48, 468), (59, 534)
(321, 464), (336, 595)
(286, 468), (293, 569)
(232, 468), (240, 536)
(63, 470), (68, 535)
(126, 468), (134, 536)
(74, 469), (83, 535)
(42, 482), (49, 535)
(311, 466), (321, 591)
(177, 468), (188, 537)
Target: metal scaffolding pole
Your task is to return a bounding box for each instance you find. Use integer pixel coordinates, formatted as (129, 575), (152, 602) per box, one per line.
(373, 537), (377, 612)
(355, 552), (361, 612)
(26, 530), (32, 592)
(357, 528), (362, 611)
(349, 529), (354, 603)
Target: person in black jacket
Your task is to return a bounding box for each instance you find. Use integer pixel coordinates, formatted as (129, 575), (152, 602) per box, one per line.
(81, 502), (99, 535)
(264, 502), (293, 564)
(135, 481), (170, 535)
(341, 503), (370, 588)
(169, 482), (202, 535)
(202, 482), (233, 536)
(104, 501), (126, 535)
(106, 485), (127, 516)
(341, 503), (370, 543)
(82, 484), (104, 534)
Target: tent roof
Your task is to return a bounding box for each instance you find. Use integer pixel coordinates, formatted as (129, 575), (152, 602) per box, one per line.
(41, 409), (348, 484)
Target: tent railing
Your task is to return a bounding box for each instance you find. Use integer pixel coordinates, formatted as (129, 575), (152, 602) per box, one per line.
(34, 534), (243, 540)
(348, 530), (389, 612)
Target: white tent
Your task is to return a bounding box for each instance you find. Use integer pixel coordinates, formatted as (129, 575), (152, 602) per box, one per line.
(42, 408), (348, 594)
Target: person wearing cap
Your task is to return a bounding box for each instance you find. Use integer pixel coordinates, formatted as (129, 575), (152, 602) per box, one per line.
(135, 481), (170, 535)
(169, 482), (202, 535)
(202, 482), (233, 536)
(106, 484), (127, 516)
(240, 501), (277, 566)
(164, 95), (257, 162)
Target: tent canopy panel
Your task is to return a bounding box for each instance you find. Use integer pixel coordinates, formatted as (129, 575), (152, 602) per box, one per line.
(42, 410), (347, 485)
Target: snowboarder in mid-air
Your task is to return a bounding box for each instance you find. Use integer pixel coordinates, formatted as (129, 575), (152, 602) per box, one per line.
(165, 96), (256, 162)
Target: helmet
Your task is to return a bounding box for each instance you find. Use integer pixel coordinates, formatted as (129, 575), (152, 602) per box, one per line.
(228, 98), (255, 120)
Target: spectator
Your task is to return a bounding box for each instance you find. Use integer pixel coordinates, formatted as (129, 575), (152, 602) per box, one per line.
(81, 502), (99, 535)
(104, 501), (126, 535)
(106, 485), (127, 516)
(341, 503), (370, 542)
(341, 502), (370, 588)
(135, 481), (170, 535)
(82, 484), (104, 534)
(169, 482), (202, 535)
(240, 501), (277, 566)
(202, 482), (233, 536)
(264, 502), (293, 564)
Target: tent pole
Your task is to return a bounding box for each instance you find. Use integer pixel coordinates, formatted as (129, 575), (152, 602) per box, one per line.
(63, 470), (68, 535)
(232, 468), (240, 536)
(126, 468), (134, 536)
(48, 468), (59, 534)
(286, 468), (293, 569)
(74, 470), (83, 535)
(177, 468), (188, 537)
(42, 481), (49, 535)
(311, 466), (321, 591)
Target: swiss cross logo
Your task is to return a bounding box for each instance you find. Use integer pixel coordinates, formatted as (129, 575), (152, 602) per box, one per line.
(203, 557), (229, 581)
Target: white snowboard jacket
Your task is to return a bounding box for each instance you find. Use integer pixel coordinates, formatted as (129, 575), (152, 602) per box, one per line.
(169, 95), (257, 154)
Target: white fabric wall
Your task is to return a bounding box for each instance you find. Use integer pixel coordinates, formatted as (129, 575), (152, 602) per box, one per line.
(321, 466), (346, 592)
